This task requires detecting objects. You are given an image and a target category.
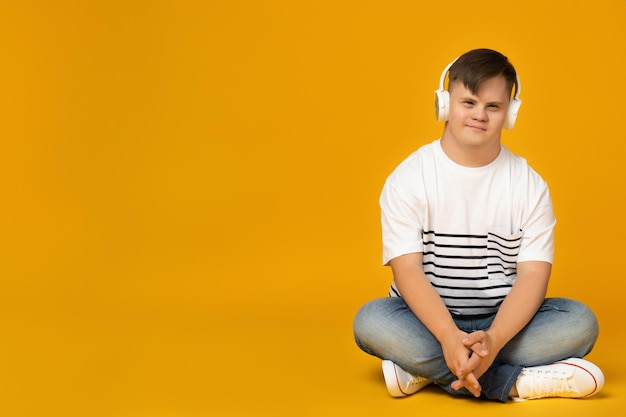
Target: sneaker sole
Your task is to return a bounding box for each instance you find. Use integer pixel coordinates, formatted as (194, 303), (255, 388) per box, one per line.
(383, 360), (408, 398)
(382, 360), (407, 397)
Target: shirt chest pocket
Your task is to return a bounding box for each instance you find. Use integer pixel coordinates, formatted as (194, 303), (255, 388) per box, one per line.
(487, 228), (524, 284)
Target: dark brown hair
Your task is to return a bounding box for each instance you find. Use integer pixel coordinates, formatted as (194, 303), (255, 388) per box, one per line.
(448, 49), (517, 95)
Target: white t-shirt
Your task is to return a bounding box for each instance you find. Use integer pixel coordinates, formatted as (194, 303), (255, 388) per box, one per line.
(380, 139), (555, 316)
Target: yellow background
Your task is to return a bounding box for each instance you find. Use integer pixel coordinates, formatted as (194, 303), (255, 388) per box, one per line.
(0, 1), (624, 416)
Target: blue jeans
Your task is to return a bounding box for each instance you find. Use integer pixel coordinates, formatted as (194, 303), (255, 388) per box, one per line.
(353, 297), (599, 402)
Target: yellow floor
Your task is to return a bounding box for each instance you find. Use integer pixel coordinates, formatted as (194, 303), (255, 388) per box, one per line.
(5, 293), (618, 416)
(209, 300), (622, 417)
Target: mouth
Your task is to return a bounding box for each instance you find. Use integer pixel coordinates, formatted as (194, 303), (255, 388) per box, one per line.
(467, 124), (487, 132)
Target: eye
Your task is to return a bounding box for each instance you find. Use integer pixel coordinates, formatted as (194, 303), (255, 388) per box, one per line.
(463, 100), (475, 107)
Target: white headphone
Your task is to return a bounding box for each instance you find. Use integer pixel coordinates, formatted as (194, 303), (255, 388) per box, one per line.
(434, 57), (522, 129)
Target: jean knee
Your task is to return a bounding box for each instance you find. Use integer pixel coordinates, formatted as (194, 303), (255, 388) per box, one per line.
(353, 299), (383, 354)
(548, 298), (599, 339)
(528, 298), (599, 360)
(567, 299), (600, 354)
(353, 297), (421, 358)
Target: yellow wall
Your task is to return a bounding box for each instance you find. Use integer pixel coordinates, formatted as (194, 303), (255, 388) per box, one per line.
(0, 1), (624, 416)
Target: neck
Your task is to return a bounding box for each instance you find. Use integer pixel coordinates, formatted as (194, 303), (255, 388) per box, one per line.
(440, 135), (502, 167)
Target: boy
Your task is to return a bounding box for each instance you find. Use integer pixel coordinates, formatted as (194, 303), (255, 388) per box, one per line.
(353, 49), (603, 402)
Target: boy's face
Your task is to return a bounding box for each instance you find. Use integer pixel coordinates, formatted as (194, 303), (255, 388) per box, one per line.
(442, 75), (511, 165)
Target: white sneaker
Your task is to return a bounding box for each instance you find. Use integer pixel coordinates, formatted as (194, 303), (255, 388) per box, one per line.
(382, 360), (432, 397)
(513, 358), (604, 401)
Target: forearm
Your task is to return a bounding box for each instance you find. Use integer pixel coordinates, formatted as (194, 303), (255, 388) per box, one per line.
(487, 261), (551, 350)
(391, 253), (458, 342)
(392, 253), (484, 396)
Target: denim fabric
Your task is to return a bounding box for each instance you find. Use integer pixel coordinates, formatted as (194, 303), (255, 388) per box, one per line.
(353, 297), (599, 402)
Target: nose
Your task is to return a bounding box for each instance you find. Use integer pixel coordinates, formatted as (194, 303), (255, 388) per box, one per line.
(472, 106), (488, 121)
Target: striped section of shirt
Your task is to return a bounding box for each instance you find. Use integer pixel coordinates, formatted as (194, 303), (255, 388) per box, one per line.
(388, 230), (523, 316)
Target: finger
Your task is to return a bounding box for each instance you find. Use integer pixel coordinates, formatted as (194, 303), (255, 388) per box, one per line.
(456, 352), (481, 376)
(464, 371), (482, 394)
(457, 372), (481, 397)
(468, 341), (488, 357)
(467, 383), (481, 397)
(446, 347), (472, 377)
(462, 330), (487, 346)
(451, 375), (481, 397)
(463, 333), (489, 357)
(451, 376), (464, 391)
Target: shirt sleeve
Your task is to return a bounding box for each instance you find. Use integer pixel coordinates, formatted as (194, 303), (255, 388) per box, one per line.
(379, 160), (426, 266)
(517, 175), (556, 264)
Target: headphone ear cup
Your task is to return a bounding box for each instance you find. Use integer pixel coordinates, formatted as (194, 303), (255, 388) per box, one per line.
(434, 89), (450, 122)
(504, 98), (522, 130)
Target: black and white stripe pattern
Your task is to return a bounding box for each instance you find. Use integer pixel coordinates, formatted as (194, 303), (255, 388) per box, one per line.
(389, 230), (523, 316)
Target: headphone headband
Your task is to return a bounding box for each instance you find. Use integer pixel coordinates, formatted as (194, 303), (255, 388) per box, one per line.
(437, 57), (521, 100)
(438, 58), (458, 92)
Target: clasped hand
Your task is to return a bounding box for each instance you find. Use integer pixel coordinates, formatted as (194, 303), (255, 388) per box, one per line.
(442, 330), (498, 397)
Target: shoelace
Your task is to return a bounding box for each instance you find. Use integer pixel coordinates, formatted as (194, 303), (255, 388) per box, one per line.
(521, 368), (576, 398)
(407, 375), (430, 387)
